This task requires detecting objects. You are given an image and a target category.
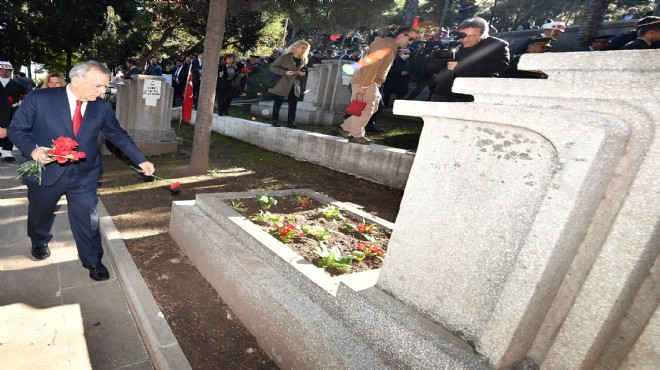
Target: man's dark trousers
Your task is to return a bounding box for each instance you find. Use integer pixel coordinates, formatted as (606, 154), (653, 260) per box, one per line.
(26, 165), (103, 265)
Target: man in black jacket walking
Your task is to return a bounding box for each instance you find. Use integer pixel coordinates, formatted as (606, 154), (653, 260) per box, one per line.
(429, 17), (509, 102)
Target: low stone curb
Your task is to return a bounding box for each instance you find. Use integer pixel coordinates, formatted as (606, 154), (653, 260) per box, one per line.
(98, 200), (191, 370)
(172, 107), (414, 190)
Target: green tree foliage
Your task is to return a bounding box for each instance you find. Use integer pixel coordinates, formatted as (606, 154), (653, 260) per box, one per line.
(28, 0), (112, 72)
(0, 1), (46, 71)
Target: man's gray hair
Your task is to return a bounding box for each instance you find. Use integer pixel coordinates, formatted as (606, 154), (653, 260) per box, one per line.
(458, 17), (490, 38)
(69, 61), (111, 80)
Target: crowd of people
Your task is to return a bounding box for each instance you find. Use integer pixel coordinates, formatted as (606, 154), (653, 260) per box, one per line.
(0, 9), (657, 279)
(2, 12), (657, 150)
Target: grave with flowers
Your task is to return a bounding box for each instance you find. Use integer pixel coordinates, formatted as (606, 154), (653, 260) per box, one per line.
(170, 51), (659, 369)
(170, 189), (488, 369)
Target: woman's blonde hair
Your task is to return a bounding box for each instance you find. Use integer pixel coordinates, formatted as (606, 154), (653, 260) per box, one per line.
(41, 72), (67, 88)
(285, 40), (310, 66)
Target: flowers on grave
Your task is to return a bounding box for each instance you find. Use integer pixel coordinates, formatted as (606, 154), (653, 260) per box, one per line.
(313, 242), (360, 270)
(301, 224), (331, 241)
(356, 241), (386, 260)
(269, 221), (303, 243)
(340, 219), (377, 241)
(292, 191), (312, 208)
(257, 194), (277, 209)
(315, 204), (344, 220)
(17, 136), (86, 185)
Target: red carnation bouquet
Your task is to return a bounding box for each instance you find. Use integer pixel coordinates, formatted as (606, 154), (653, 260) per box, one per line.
(17, 136), (86, 185)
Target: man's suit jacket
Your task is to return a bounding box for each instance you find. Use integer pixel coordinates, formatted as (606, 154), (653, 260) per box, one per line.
(8, 87), (146, 187)
(0, 84), (10, 129)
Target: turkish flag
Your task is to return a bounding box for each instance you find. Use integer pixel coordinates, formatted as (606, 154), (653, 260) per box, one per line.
(182, 71), (193, 122)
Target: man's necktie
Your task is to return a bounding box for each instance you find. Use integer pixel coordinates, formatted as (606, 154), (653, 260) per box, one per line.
(72, 100), (83, 136)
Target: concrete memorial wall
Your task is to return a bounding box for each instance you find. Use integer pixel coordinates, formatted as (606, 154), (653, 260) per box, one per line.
(111, 75), (177, 155)
(384, 50), (659, 369)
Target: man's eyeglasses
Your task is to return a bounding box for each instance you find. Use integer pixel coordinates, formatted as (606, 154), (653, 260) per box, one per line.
(457, 32), (480, 39)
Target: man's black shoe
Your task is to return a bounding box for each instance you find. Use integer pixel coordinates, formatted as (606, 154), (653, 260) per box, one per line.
(366, 127), (384, 133)
(271, 120), (281, 127)
(83, 263), (110, 281)
(2, 156), (16, 162)
(287, 122), (297, 128)
(31, 243), (51, 260)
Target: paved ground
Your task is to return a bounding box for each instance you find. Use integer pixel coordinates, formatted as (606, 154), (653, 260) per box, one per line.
(0, 151), (184, 369)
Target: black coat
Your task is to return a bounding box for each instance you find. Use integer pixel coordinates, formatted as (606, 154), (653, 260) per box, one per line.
(0, 83), (10, 129)
(432, 36), (510, 95)
(383, 56), (412, 95)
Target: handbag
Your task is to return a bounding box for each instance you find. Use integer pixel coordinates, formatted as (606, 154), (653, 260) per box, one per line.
(262, 71), (281, 88)
(344, 94), (367, 117)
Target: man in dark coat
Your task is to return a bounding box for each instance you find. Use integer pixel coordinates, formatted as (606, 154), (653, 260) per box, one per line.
(0, 83), (10, 141)
(191, 52), (203, 108)
(171, 58), (188, 106)
(382, 48), (412, 107)
(123, 58), (141, 79)
(576, 35), (615, 51)
(429, 17), (509, 102)
(0, 61), (27, 161)
(622, 16), (660, 49)
(500, 36), (552, 79)
(8, 60), (155, 281)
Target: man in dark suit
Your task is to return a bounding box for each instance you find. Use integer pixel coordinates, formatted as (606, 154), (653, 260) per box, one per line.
(123, 58), (141, 79)
(429, 17), (510, 102)
(190, 52), (203, 108)
(171, 58), (188, 107)
(8, 60), (155, 281)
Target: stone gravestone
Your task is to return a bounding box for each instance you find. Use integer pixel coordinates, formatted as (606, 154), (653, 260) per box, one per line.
(250, 59), (353, 125)
(109, 75), (177, 156)
(383, 50), (659, 369)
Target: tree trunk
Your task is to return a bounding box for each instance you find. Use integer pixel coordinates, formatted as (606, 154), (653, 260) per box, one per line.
(176, 0), (227, 177)
(576, 0), (608, 48)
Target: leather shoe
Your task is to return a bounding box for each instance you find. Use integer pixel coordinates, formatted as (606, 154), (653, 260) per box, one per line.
(83, 263), (110, 281)
(271, 120), (281, 127)
(31, 243), (51, 260)
(2, 156), (16, 162)
(348, 136), (374, 145)
(333, 126), (351, 138)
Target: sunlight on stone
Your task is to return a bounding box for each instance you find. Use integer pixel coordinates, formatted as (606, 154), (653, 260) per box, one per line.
(214, 167), (251, 174)
(0, 198), (29, 207)
(0, 303), (91, 369)
(119, 228), (164, 240)
(0, 244), (79, 271)
(0, 214), (27, 226)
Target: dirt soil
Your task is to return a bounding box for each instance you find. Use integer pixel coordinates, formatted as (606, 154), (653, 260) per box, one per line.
(97, 122), (406, 369)
(228, 195), (391, 275)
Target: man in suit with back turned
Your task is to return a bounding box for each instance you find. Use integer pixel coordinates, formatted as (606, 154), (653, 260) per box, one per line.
(8, 60), (155, 281)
